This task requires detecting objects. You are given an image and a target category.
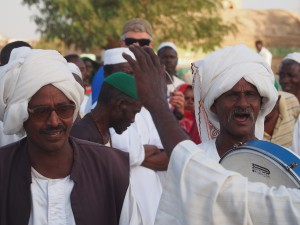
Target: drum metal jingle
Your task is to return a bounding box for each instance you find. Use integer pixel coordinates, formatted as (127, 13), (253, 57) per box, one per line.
(219, 140), (300, 188)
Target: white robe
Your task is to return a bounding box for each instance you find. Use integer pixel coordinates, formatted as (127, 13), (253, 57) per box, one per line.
(292, 115), (300, 155)
(112, 107), (164, 225)
(155, 140), (300, 225)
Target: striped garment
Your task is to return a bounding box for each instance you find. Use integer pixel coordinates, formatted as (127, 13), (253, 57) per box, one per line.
(264, 91), (300, 149)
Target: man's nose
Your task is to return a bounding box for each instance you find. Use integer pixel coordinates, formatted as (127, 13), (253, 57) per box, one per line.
(46, 110), (60, 127)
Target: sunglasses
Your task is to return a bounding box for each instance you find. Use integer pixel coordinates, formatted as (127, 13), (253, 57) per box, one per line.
(124, 38), (151, 47)
(28, 103), (76, 121)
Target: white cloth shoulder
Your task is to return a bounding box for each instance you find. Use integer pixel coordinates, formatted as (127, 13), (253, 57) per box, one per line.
(155, 140), (300, 225)
(0, 121), (23, 147)
(198, 139), (220, 161)
(259, 47), (272, 66)
(292, 115), (300, 155)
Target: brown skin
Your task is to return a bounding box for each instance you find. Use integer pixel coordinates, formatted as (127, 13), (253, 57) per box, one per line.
(23, 84), (74, 179)
(69, 58), (89, 88)
(169, 91), (185, 116)
(119, 31), (169, 169)
(184, 87), (195, 113)
(279, 61), (300, 102)
(142, 145), (169, 171)
(158, 47), (178, 83)
(211, 78), (262, 157)
(123, 46), (189, 156)
(93, 98), (142, 143)
(104, 63), (133, 78)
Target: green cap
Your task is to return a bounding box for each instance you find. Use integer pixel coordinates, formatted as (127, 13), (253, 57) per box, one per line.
(104, 72), (139, 100)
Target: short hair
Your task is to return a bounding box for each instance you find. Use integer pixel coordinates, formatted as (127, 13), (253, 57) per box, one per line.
(255, 40), (263, 46)
(121, 18), (153, 40)
(64, 54), (80, 62)
(0, 41), (32, 65)
(98, 82), (135, 105)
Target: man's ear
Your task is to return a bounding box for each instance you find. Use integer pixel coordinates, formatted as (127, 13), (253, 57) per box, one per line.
(115, 98), (127, 112)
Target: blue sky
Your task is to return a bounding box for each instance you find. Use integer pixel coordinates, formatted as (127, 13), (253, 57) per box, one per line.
(0, 0), (299, 40)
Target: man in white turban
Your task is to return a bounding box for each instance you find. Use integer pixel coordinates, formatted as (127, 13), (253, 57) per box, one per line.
(0, 47), (131, 225)
(192, 45), (278, 160)
(279, 52), (300, 102)
(122, 45), (300, 225)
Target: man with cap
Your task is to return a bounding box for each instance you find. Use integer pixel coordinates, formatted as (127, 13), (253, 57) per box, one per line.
(279, 52), (300, 103)
(73, 47), (168, 225)
(157, 41), (185, 120)
(88, 18), (155, 111)
(0, 47), (131, 225)
(255, 40), (272, 66)
(71, 71), (142, 145)
(122, 45), (300, 224)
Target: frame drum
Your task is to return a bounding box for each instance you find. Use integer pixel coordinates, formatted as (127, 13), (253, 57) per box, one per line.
(219, 140), (300, 188)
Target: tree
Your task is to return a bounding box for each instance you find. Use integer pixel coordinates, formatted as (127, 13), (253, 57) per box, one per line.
(23, 0), (236, 52)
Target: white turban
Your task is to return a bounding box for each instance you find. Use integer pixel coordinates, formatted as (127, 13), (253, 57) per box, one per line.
(192, 45), (278, 142)
(283, 52), (300, 64)
(157, 42), (177, 52)
(0, 47), (84, 136)
(68, 62), (82, 80)
(104, 47), (136, 65)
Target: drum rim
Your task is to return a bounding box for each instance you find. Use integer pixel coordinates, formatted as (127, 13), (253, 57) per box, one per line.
(219, 140), (300, 186)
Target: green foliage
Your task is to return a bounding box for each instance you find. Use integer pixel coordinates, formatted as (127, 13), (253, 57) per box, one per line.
(23, 0), (236, 52)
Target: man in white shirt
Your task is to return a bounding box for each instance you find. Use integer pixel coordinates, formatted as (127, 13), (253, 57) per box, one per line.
(158, 42), (185, 120)
(123, 45), (300, 225)
(255, 40), (272, 66)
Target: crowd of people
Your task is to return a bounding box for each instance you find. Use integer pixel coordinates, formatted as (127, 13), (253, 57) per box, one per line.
(0, 17), (300, 225)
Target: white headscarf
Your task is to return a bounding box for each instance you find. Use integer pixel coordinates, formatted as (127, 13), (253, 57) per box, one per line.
(283, 52), (300, 64)
(0, 47), (84, 136)
(68, 62), (82, 80)
(192, 45), (278, 142)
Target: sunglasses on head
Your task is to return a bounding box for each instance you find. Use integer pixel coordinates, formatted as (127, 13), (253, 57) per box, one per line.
(124, 38), (151, 47)
(28, 103), (76, 121)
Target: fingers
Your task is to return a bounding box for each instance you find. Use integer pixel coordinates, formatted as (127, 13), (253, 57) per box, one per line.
(122, 52), (141, 75)
(144, 47), (162, 69)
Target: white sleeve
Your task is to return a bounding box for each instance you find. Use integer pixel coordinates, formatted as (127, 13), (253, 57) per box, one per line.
(119, 183), (144, 225)
(292, 116), (300, 155)
(111, 127), (145, 167)
(155, 140), (300, 225)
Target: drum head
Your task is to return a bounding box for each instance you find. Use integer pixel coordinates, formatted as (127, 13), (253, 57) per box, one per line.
(220, 142), (300, 188)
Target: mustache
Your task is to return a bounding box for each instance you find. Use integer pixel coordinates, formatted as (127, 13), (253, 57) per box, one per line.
(40, 125), (67, 134)
(228, 108), (255, 122)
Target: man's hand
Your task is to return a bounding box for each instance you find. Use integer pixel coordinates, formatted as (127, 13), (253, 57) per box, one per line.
(123, 46), (189, 156)
(169, 91), (185, 119)
(122, 46), (168, 109)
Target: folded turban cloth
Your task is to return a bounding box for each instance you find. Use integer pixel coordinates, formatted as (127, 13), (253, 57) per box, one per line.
(283, 52), (300, 64)
(68, 62), (82, 80)
(0, 47), (84, 136)
(192, 45), (278, 142)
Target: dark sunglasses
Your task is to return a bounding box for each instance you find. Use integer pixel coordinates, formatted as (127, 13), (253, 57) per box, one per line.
(124, 38), (151, 47)
(28, 103), (76, 121)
